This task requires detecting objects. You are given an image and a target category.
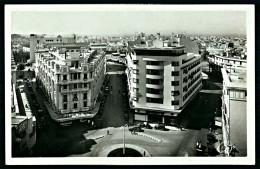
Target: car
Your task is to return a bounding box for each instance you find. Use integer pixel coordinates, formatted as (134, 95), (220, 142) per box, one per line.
(105, 87), (109, 92)
(154, 123), (167, 131)
(129, 124), (143, 133)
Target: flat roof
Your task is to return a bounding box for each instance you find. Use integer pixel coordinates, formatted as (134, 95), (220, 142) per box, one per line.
(12, 116), (27, 125)
(221, 67), (247, 89)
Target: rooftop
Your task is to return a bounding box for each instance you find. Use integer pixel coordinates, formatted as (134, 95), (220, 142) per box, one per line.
(221, 67), (247, 89)
(11, 116), (27, 125)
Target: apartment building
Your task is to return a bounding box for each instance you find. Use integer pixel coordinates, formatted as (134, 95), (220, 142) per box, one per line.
(11, 79), (36, 156)
(208, 54), (247, 68)
(35, 46), (106, 121)
(221, 67), (247, 156)
(126, 39), (202, 123)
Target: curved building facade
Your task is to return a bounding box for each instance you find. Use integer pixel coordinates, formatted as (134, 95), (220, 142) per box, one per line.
(126, 40), (202, 123)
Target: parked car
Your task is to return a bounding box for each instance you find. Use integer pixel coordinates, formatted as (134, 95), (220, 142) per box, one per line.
(129, 124), (143, 133)
(154, 123), (168, 131)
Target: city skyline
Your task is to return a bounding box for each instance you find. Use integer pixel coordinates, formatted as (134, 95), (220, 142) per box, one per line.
(7, 4), (255, 165)
(11, 10), (246, 36)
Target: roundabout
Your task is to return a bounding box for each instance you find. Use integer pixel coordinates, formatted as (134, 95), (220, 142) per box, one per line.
(99, 143), (151, 157)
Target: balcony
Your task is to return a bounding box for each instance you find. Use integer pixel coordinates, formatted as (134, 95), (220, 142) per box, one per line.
(61, 87), (89, 93)
(146, 65), (164, 70)
(146, 93), (163, 98)
(146, 74), (163, 79)
(146, 83), (163, 89)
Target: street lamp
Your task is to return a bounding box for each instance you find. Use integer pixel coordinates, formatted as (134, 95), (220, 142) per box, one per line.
(123, 124), (128, 156)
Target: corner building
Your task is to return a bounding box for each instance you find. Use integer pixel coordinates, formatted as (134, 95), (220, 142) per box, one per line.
(35, 47), (106, 120)
(126, 40), (202, 123)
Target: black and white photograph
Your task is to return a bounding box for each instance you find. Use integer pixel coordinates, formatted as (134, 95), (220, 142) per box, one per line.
(5, 4), (255, 165)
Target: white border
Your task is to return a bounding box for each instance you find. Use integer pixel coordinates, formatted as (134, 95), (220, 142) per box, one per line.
(5, 4), (255, 165)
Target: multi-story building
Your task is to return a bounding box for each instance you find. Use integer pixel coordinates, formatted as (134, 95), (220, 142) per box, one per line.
(221, 67), (247, 156)
(30, 34), (77, 62)
(35, 46), (106, 122)
(89, 43), (107, 52)
(208, 54), (247, 68)
(11, 54), (36, 156)
(126, 39), (202, 123)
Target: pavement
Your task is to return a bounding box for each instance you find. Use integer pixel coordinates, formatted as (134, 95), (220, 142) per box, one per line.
(69, 127), (208, 157)
(98, 64), (128, 128)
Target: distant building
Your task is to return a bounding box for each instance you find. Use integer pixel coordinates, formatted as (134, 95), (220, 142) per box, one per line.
(221, 67), (247, 156)
(35, 46), (106, 122)
(126, 38), (202, 123)
(43, 34), (76, 44)
(30, 34), (77, 63)
(89, 43), (107, 52)
(208, 54), (247, 68)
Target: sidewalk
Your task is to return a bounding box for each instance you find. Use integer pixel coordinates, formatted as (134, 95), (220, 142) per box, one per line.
(214, 128), (225, 157)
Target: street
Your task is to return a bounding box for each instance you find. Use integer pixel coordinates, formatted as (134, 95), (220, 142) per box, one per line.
(98, 62), (128, 127)
(22, 60), (223, 157)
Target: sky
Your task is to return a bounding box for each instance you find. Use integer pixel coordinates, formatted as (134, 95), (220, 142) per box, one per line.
(11, 10), (246, 36)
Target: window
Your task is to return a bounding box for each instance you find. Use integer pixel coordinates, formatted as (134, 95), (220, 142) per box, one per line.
(171, 81), (179, 86)
(147, 61), (161, 66)
(230, 91), (234, 98)
(63, 103), (67, 109)
(171, 100), (179, 105)
(133, 78), (139, 84)
(73, 93), (78, 101)
(146, 97), (163, 104)
(83, 93), (87, 100)
(235, 91), (240, 99)
(240, 92), (245, 99)
(172, 91), (180, 96)
(84, 101), (87, 107)
(74, 83), (77, 89)
(74, 103), (77, 109)
(133, 69), (139, 74)
(73, 93), (77, 98)
(171, 71), (179, 76)
(83, 83), (88, 88)
(172, 61), (179, 66)
(63, 95), (67, 102)
(147, 69), (161, 75)
(63, 75), (67, 81)
(133, 60), (139, 64)
(133, 88), (139, 92)
(73, 73), (77, 80)
(84, 74), (88, 79)
(63, 85), (67, 90)
(147, 88), (161, 94)
(147, 78), (161, 85)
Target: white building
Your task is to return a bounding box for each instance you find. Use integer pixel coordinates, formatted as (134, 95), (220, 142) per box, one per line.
(126, 39), (202, 123)
(221, 67), (247, 156)
(35, 46), (106, 122)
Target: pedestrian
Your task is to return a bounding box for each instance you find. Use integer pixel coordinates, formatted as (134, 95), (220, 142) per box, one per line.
(107, 130), (109, 135)
(143, 151), (146, 157)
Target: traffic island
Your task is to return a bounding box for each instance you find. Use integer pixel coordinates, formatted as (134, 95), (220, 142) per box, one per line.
(107, 148), (142, 157)
(99, 144), (151, 157)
